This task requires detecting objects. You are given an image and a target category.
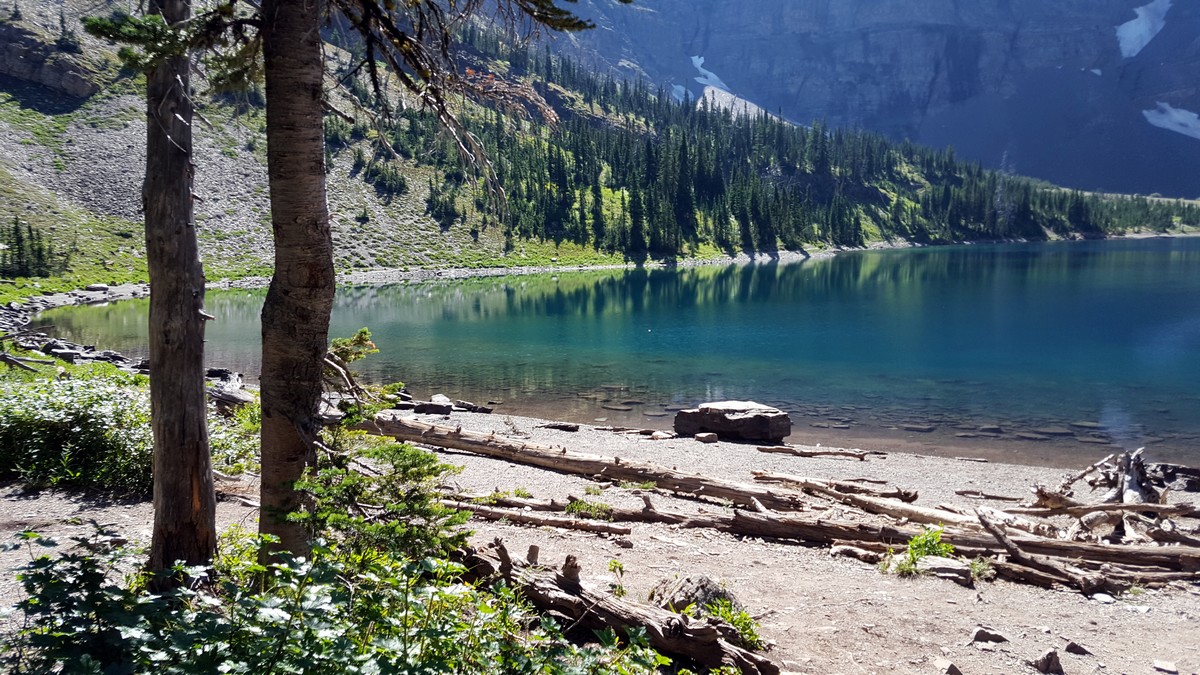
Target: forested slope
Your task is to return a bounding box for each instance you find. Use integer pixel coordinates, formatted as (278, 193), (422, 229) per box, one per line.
(1, 3), (1198, 305)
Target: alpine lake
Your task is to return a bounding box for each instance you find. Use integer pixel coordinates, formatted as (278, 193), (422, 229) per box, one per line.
(34, 237), (1200, 468)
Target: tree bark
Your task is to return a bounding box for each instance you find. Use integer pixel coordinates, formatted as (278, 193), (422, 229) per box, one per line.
(258, 0), (336, 557)
(143, 0), (216, 582)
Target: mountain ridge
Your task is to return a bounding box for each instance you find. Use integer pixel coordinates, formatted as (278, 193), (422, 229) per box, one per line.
(557, 0), (1200, 197)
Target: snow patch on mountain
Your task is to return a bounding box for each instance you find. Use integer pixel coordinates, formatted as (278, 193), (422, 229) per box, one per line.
(1142, 102), (1200, 141)
(690, 56), (730, 92)
(1116, 0), (1172, 58)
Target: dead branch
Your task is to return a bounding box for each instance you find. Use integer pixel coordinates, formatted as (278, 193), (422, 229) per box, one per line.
(465, 540), (781, 675)
(756, 445), (876, 461)
(443, 500), (633, 535)
(977, 510), (1118, 595)
(955, 489), (1023, 502)
(750, 471), (918, 503)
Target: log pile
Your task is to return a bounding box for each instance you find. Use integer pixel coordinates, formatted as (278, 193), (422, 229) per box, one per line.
(462, 538), (781, 674)
(364, 413), (1199, 642)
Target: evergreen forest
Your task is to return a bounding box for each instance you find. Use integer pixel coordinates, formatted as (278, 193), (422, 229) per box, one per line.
(326, 27), (1200, 259)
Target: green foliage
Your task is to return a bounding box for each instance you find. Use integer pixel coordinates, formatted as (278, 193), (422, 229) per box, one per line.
(3, 532), (668, 674)
(563, 498), (613, 521)
(328, 327), (378, 365)
(207, 399), (261, 474)
(0, 373), (153, 495)
(83, 11), (188, 71)
(583, 484), (603, 496)
(0, 216), (69, 277)
(703, 599), (765, 651)
(882, 525), (956, 577)
(968, 556), (996, 583)
(294, 432), (470, 559)
(607, 559), (627, 598)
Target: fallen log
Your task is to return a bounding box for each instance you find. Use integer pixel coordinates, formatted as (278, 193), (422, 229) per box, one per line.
(443, 500), (633, 535)
(462, 492), (732, 529)
(753, 473), (967, 526)
(1006, 501), (1198, 519)
(977, 510), (1118, 595)
(751, 471), (918, 503)
(365, 413), (812, 512)
(466, 540), (781, 675)
(756, 445), (877, 461)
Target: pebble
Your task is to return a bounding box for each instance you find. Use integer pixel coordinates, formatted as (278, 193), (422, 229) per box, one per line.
(1154, 661), (1178, 674)
(1092, 592), (1116, 604)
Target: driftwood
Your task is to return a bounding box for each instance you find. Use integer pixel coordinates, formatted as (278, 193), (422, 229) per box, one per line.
(756, 445), (878, 461)
(465, 539), (780, 675)
(1059, 453), (1116, 492)
(1006, 502), (1198, 519)
(753, 474), (968, 527)
(750, 470), (918, 503)
(365, 413), (812, 512)
(0, 351), (51, 372)
(977, 510), (1116, 594)
(443, 500), (633, 535)
(460, 492), (731, 528)
(955, 489), (1022, 503)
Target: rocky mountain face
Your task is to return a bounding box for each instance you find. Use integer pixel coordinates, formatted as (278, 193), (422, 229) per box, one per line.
(561, 0), (1200, 197)
(0, 21), (99, 99)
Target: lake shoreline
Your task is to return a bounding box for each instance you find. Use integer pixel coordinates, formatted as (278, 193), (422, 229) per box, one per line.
(6, 232), (1199, 472)
(6, 229), (1197, 332)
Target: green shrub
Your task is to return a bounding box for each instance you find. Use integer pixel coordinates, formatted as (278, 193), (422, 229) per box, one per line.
(564, 498), (613, 521)
(207, 400), (261, 475)
(3, 533), (669, 674)
(882, 524), (956, 576)
(703, 598), (765, 651)
(294, 433), (471, 559)
(0, 375), (153, 495)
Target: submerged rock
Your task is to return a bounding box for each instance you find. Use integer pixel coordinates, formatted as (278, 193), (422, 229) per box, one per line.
(673, 401), (791, 443)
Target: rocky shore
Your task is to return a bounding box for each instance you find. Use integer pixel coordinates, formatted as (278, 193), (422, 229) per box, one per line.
(6, 408), (1197, 673)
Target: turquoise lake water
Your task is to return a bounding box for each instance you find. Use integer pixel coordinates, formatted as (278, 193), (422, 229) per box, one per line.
(36, 238), (1200, 466)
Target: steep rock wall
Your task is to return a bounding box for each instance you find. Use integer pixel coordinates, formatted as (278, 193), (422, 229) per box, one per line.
(563, 0), (1200, 196)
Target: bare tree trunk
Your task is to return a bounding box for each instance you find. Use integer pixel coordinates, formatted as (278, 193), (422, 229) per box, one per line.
(258, 0), (335, 557)
(143, 0), (216, 583)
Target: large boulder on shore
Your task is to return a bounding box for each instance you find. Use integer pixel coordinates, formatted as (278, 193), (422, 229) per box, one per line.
(673, 401), (791, 443)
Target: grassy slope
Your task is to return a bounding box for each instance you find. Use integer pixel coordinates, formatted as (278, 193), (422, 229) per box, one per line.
(1, 9), (1195, 306)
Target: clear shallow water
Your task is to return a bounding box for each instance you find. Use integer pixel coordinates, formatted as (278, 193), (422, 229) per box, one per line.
(36, 238), (1200, 466)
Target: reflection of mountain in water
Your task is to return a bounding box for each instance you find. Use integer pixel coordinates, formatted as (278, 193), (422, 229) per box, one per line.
(33, 239), (1200, 465)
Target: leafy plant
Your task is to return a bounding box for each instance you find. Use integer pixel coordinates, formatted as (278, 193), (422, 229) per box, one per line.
(583, 484), (603, 496)
(564, 498), (613, 521)
(968, 556), (996, 583)
(0, 374), (153, 495)
(704, 598), (765, 651)
(3, 533), (669, 674)
(882, 525), (956, 576)
(607, 559), (627, 598)
(294, 432), (470, 559)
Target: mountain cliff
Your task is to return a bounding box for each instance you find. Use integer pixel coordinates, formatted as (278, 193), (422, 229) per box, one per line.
(560, 0), (1200, 197)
